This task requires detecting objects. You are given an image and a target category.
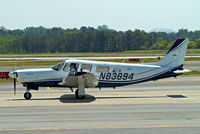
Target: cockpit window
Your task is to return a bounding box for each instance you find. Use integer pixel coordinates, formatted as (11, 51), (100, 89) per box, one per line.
(70, 63), (79, 72)
(63, 63), (79, 72)
(52, 61), (65, 71)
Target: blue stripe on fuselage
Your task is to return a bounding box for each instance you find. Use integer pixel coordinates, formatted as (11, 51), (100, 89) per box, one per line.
(97, 65), (183, 87)
(23, 65), (183, 88)
(23, 80), (63, 87)
(97, 71), (180, 87)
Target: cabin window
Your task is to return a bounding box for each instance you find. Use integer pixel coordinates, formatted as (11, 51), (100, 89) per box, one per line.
(96, 66), (109, 72)
(81, 64), (92, 72)
(113, 68), (121, 72)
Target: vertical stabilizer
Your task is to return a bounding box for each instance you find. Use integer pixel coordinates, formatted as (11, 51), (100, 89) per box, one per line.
(157, 38), (189, 68)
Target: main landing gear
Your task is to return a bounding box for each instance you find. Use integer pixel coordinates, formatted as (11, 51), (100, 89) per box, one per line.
(75, 89), (85, 99)
(24, 91), (32, 100)
(75, 75), (86, 99)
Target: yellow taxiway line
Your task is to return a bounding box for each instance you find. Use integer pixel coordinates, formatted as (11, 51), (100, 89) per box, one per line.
(1, 124), (200, 131)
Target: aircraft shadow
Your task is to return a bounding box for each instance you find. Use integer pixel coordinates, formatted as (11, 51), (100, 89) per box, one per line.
(59, 94), (96, 103)
(7, 94), (187, 103)
(167, 95), (187, 98)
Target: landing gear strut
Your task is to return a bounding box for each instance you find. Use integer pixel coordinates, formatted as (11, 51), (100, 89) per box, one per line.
(75, 75), (86, 99)
(75, 89), (85, 99)
(24, 91), (32, 100)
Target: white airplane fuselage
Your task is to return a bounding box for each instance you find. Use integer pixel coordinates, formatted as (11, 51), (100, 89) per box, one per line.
(12, 60), (179, 88)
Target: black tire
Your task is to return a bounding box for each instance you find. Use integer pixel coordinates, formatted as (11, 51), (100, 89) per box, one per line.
(24, 92), (32, 100)
(75, 89), (85, 99)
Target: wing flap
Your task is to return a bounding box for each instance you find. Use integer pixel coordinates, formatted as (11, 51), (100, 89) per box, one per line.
(59, 72), (98, 88)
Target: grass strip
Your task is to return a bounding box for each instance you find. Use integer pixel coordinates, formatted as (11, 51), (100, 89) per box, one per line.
(0, 57), (200, 67)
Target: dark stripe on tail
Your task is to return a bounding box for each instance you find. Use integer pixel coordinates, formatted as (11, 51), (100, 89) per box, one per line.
(167, 39), (185, 54)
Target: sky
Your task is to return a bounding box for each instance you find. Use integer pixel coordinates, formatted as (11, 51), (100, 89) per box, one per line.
(0, 0), (200, 32)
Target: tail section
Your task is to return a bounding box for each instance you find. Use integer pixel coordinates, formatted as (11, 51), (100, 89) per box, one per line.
(157, 38), (189, 69)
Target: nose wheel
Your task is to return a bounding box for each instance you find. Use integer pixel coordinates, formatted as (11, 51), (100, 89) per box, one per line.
(24, 92), (32, 100)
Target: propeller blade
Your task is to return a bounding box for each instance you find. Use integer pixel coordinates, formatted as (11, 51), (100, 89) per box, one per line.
(14, 78), (16, 95)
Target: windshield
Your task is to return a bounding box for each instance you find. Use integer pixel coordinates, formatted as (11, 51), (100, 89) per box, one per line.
(52, 61), (65, 71)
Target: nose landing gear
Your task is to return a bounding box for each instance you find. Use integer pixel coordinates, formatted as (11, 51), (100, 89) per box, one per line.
(23, 85), (38, 100)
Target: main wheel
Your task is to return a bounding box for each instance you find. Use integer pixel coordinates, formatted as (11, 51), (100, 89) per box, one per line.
(24, 92), (32, 100)
(75, 89), (85, 99)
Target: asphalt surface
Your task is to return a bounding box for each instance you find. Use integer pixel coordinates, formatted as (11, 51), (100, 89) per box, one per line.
(0, 76), (200, 134)
(184, 61), (200, 71)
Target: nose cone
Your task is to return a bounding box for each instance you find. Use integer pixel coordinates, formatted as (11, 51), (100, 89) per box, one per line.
(9, 72), (18, 78)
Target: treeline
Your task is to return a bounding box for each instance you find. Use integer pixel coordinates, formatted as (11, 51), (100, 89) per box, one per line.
(0, 25), (200, 54)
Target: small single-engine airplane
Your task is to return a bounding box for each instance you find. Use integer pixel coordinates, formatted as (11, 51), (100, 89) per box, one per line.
(9, 38), (190, 100)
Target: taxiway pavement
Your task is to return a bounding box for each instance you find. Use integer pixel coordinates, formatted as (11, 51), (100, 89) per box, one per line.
(0, 76), (200, 134)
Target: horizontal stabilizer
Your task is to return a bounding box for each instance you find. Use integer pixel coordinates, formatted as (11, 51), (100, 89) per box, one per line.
(173, 69), (191, 74)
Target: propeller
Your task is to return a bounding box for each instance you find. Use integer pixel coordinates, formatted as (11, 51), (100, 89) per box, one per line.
(13, 63), (17, 95)
(14, 77), (16, 95)
(12, 72), (18, 95)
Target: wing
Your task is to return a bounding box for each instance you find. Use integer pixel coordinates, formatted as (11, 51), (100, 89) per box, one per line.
(59, 72), (98, 88)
